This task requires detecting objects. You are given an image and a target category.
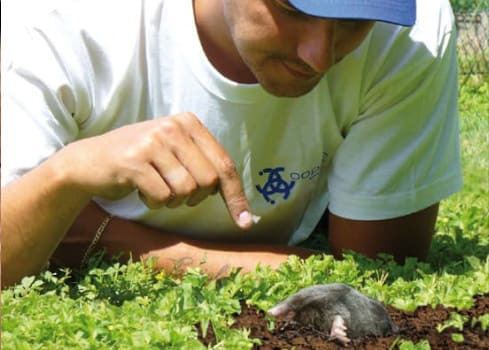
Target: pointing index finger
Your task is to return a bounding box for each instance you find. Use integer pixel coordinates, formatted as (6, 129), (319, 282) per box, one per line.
(181, 113), (254, 229)
(215, 157), (254, 230)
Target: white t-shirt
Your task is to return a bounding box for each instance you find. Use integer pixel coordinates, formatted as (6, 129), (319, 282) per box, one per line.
(1, 0), (462, 245)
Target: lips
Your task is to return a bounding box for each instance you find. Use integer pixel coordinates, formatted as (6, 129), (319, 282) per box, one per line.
(281, 61), (316, 79)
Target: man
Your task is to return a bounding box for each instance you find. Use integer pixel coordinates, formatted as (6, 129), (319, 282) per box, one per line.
(1, 0), (462, 287)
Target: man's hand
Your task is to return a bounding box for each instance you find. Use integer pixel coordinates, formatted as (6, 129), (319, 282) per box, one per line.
(60, 112), (253, 229)
(1, 112), (253, 287)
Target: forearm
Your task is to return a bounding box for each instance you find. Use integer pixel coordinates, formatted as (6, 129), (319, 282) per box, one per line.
(138, 235), (316, 278)
(328, 204), (439, 263)
(53, 201), (317, 278)
(1, 156), (91, 287)
(106, 222), (317, 278)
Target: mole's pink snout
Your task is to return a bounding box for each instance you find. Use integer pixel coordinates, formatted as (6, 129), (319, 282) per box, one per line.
(268, 304), (296, 320)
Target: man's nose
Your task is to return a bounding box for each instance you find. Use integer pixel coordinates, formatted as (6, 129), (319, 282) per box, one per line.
(297, 19), (336, 74)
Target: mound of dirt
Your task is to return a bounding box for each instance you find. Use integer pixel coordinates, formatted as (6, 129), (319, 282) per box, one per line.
(199, 294), (488, 349)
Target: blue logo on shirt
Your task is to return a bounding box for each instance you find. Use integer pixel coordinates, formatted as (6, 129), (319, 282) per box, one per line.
(255, 167), (296, 205)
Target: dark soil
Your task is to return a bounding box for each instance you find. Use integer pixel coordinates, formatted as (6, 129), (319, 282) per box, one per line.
(199, 294), (488, 349)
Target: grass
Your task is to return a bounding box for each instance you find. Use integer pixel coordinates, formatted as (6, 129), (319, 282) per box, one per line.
(2, 76), (488, 349)
(430, 75), (489, 270)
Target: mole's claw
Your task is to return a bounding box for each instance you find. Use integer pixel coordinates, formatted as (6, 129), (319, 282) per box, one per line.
(330, 315), (351, 345)
(330, 333), (351, 345)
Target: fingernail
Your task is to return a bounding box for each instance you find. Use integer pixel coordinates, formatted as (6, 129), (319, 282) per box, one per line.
(238, 211), (253, 227)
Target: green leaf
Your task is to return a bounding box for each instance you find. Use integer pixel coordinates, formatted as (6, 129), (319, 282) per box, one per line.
(437, 312), (468, 333)
(451, 333), (464, 343)
(471, 314), (489, 331)
(398, 339), (431, 350)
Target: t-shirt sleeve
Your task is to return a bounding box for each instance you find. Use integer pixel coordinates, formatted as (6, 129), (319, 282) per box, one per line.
(1, 5), (87, 186)
(327, 8), (463, 220)
(1, 0), (141, 187)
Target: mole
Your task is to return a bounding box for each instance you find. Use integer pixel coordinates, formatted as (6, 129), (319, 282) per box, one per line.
(268, 283), (398, 345)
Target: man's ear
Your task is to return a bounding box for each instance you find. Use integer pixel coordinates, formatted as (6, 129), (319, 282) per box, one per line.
(268, 303), (296, 319)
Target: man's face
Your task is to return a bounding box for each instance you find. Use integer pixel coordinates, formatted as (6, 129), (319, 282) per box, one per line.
(222, 0), (375, 97)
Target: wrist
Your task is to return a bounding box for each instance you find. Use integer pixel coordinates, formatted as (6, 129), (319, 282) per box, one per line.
(47, 144), (93, 204)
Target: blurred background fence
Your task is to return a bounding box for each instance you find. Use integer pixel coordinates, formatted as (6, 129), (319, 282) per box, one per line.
(451, 0), (489, 81)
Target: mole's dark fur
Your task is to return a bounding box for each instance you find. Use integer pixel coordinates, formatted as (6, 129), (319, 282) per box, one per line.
(269, 283), (398, 339)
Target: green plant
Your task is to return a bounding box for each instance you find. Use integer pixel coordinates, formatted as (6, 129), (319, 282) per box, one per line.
(451, 0), (489, 11)
(398, 339), (431, 350)
(436, 312), (468, 333)
(2, 72), (488, 350)
(471, 314), (489, 331)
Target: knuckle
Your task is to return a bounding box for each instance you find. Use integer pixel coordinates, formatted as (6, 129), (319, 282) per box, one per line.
(179, 112), (199, 125)
(114, 172), (133, 188)
(143, 199), (161, 210)
(166, 195), (185, 208)
(121, 145), (144, 164)
(179, 177), (198, 197)
(199, 171), (219, 189)
(219, 157), (238, 179)
(142, 188), (172, 209)
(166, 169), (197, 197)
(177, 112), (208, 133)
(139, 192), (156, 209)
(122, 137), (159, 163)
(114, 171), (145, 196)
(104, 187), (132, 200)
(158, 119), (182, 137)
(155, 189), (173, 204)
(186, 191), (208, 207)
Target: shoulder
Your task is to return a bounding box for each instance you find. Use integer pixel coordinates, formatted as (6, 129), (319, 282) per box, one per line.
(368, 0), (456, 66)
(409, 0), (456, 53)
(322, 0), (457, 116)
(340, 0), (457, 112)
(4, 0), (171, 41)
(4, 0), (172, 74)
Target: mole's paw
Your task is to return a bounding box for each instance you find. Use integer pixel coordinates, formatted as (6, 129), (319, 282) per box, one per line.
(330, 315), (350, 345)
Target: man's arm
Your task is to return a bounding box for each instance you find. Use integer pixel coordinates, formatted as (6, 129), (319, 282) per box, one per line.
(327, 203), (439, 263)
(1, 157), (92, 287)
(51, 201), (317, 278)
(1, 113), (256, 287)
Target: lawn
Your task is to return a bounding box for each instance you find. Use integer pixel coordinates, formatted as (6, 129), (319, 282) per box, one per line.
(1, 76), (488, 349)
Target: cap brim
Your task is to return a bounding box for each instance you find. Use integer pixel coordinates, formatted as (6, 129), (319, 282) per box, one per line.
(288, 0), (416, 26)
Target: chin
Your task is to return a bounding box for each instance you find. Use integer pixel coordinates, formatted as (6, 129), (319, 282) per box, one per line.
(250, 60), (323, 97)
(261, 80), (319, 97)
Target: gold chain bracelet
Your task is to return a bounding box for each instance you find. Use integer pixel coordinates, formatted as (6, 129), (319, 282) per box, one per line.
(80, 214), (114, 266)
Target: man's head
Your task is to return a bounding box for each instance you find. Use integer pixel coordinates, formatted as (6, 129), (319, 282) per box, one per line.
(214, 0), (416, 97)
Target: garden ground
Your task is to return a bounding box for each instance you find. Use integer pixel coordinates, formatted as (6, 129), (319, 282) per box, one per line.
(200, 294), (489, 349)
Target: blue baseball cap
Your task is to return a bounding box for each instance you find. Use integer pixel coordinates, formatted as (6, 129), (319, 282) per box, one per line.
(288, 0), (416, 26)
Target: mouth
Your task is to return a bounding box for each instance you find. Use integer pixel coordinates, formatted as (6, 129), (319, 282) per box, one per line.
(281, 61), (317, 79)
